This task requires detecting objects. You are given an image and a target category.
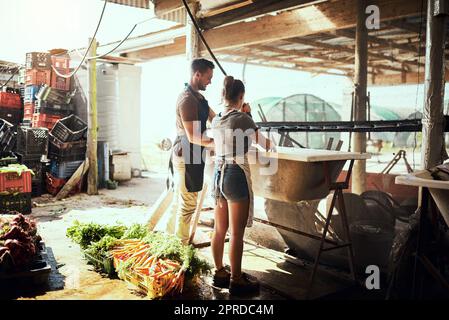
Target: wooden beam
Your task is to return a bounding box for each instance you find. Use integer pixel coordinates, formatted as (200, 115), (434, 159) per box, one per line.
(248, 45), (355, 70)
(199, 0), (320, 29)
(201, 0), (254, 18)
(387, 19), (423, 34)
(335, 29), (419, 55)
(153, 0), (194, 16)
(221, 48), (353, 72)
(124, 37), (186, 60)
(219, 56), (351, 77)
(369, 69), (449, 85)
(125, 0), (422, 67)
(421, 0), (447, 169)
(286, 37), (408, 67)
(352, 0), (368, 195)
(275, 40), (405, 73)
(200, 0), (422, 52)
(186, 1), (200, 62)
(56, 160), (89, 200)
(87, 38), (98, 195)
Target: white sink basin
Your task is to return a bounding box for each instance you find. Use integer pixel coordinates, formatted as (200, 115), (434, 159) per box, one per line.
(206, 147), (370, 202)
(395, 167), (449, 226)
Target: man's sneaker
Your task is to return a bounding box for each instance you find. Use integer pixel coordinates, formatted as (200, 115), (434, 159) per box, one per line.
(212, 267), (230, 288)
(229, 273), (260, 296)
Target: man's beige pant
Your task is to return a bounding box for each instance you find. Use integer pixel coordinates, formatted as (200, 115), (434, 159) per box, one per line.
(166, 154), (198, 244)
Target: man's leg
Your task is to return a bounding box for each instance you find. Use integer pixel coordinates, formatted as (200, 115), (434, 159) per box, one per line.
(172, 156), (198, 244)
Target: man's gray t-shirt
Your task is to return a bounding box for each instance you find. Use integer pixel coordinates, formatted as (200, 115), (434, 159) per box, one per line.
(211, 110), (258, 158)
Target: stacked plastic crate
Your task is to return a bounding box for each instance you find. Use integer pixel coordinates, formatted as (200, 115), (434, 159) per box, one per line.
(46, 115), (87, 195)
(30, 51), (73, 129)
(16, 126), (50, 197)
(24, 52), (52, 127)
(0, 118), (16, 153)
(0, 89), (23, 125)
(0, 162), (33, 214)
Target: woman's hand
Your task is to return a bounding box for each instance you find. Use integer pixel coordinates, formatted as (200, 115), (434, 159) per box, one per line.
(241, 103), (251, 113)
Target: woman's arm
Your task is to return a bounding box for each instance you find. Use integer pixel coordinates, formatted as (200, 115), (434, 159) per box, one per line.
(252, 130), (276, 152)
(208, 107), (216, 123)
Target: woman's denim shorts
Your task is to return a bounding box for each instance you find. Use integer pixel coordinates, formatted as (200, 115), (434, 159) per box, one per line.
(213, 164), (249, 202)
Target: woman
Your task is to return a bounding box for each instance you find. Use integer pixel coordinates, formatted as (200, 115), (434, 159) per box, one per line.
(210, 76), (274, 295)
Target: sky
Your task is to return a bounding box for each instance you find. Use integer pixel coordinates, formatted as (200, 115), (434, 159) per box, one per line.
(0, 0), (438, 145)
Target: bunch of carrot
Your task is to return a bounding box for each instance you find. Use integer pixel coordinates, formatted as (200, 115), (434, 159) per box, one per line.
(110, 239), (186, 298)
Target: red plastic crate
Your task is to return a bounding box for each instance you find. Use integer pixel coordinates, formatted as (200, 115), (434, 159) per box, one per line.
(24, 102), (35, 118)
(45, 172), (81, 196)
(0, 170), (32, 194)
(0, 92), (22, 109)
(31, 121), (54, 130)
(51, 56), (70, 69)
(26, 52), (51, 70)
(50, 68), (71, 91)
(26, 69), (51, 86)
(31, 113), (62, 129)
(32, 113), (62, 122)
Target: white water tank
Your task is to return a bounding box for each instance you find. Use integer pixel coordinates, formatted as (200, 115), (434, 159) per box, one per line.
(74, 63), (142, 170)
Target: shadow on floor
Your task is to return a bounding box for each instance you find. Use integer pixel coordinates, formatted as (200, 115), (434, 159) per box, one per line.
(0, 246), (65, 300)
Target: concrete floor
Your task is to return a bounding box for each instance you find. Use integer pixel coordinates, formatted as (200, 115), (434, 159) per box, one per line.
(1, 172), (368, 300)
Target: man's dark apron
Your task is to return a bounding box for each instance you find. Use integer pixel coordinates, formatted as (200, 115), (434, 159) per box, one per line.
(170, 84), (209, 193)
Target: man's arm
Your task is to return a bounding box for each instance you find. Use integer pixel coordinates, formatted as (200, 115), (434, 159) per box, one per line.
(182, 120), (215, 148)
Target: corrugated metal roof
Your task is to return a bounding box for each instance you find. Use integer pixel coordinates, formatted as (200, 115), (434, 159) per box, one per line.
(107, 0), (150, 9)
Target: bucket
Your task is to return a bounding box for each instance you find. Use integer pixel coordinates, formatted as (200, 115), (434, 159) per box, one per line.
(350, 220), (394, 272)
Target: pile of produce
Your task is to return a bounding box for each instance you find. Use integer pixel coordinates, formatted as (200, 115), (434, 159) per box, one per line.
(0, 164), (34, 196)
(112, 239), (186, 298)
(66, 220), (127, 249)
(66, 221), (211, 298)
(0, 213), (42, 272)
(0, 164), (34, 176)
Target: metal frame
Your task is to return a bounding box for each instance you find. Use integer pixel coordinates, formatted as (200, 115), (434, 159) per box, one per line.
(412, 187), (449, 298)
(381, 149), (413, 174)
(252, 158), (357, 298)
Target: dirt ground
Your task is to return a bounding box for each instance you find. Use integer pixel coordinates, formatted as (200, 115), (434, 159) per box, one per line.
(2, 174), (288, 300)
(1, 171), (380, 300)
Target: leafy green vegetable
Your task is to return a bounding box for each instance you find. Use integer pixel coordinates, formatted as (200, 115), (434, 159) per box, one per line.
(66, 221), (127, 249)
(67, 221), (211, 280)
(141, 232), (211, 279)
(84, 235), (118, 261)
(121, 223), (148, 240)
(0, 164), (34, 176)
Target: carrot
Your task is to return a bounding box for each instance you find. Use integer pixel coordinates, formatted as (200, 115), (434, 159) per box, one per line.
(141, 255), (155, 268)
(155, 270), (171, 279)
(165, 260), (180, 268)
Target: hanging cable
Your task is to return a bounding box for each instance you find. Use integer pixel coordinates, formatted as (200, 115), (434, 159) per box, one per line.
(51, 0), (108, 79)
(87, 24), (137, 60)
(86, 16), (158, 60)
(181, 0), (227, 76)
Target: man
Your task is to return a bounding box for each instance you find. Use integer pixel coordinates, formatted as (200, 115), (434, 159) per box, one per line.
(167, 58), (216, 244)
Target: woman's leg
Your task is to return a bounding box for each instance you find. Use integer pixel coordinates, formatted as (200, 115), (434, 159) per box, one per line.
(228, 199), (250, 279)
(211, 197), (229, 270)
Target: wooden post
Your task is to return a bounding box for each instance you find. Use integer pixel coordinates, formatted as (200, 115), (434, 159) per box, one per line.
(186, 1), (200, 62)
(56, 160), (89, 200)
(421, 0), (448, 169)
(352, 0), (368, 194)
(87, 38), (98, 195)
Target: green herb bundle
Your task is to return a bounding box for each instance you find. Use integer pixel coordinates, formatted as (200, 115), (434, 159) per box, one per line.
(66, 221), (127, 249)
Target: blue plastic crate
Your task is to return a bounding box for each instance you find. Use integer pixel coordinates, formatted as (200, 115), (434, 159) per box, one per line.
(24, 85), (41, 103)
(50, 160), (83, 179)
